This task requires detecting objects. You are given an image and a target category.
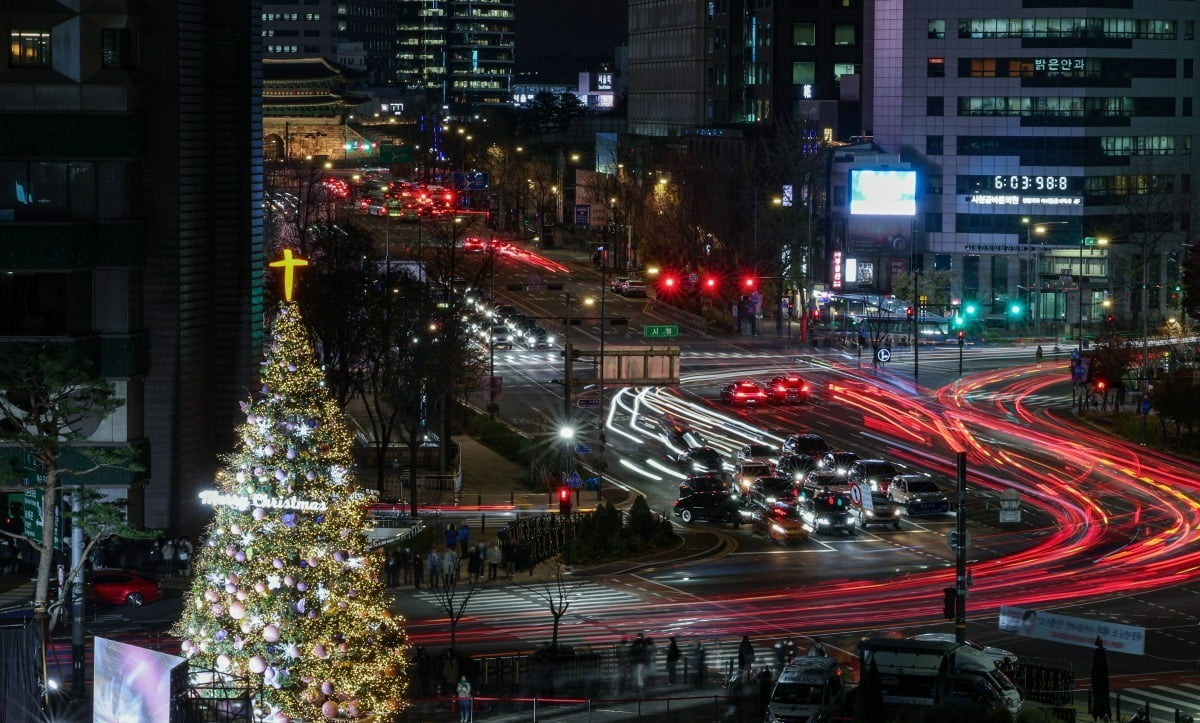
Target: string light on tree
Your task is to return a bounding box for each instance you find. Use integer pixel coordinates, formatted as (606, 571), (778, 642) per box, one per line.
(173, 250), (409, 721)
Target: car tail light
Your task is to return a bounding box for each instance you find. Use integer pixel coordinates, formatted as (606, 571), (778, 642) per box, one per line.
(735, 392), (745, 397)
(802, 385), (810, 392)
(776, 385), (785, 392)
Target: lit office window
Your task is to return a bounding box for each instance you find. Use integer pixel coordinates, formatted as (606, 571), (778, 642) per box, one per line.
(10, 30), (50, 66)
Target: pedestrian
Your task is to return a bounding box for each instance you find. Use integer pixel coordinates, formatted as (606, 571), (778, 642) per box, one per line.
(616, 637), (632, 693)
(486, 540), (502, 581)
(455, 674), (472, 722)
(692, 641), (707, 689)
(466, 544), (482, 585)
(444, 524), (457, 550)
(160, 539), (175, 578)
(807, 637), (828, 657)
(427, 550), (441, 590)
(413, 552), (424, 589)
(402, 547), (412, 585)
(666, 636), (681, 685)
(502, 539), (515, 577)
(457, 524), (471, 557)
(177, 537), (194, 577)
(757, 667), (774, 717)
(386, 548), (402, 587)
(442, 546), (459, 588)
(630, 632), (648, 693)
(737, 635), (755, 671)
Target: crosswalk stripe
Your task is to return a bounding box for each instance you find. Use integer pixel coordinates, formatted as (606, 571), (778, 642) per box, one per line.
(1115, 686), (1200, 718)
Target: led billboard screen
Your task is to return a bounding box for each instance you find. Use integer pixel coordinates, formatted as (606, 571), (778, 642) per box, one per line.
(850, 169), (917, 216)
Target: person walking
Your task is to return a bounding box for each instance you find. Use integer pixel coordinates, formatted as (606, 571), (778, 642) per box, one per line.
(457, 524), (471, 558)
(442, 546), (459, 588)
(737, 635), (755, 671)
(386, 548), (402, 587)
(427, 550), (441, 590)
(412, 552), (424, 589)
(486, 541), (502, 581)
(630, 632), (649, 694)
(455, 674), (472, 723)
(666, 636), (681, 685)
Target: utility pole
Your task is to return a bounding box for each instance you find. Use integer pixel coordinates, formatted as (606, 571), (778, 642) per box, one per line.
(955, 451), (968, 643)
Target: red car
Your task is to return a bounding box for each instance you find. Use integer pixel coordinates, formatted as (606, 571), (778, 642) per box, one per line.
(88, 569), (161, 607)
(768, 374), (811, 403)
(720, 380), (768, 405)
(462, 237), (486, 253)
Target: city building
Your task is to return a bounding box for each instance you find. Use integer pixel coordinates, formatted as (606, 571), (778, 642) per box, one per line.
(263, 0), (398, 86)
(1, 3), (264, 534)
(866, 0), (1198, 334)
(397, 0), (516, 113)
(628, 0), (863, 140)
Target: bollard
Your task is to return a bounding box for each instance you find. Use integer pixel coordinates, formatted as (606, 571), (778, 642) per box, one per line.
(481, 513), (486, 533)
(510, 491), (514, 506)
(477, 493), (482, 507)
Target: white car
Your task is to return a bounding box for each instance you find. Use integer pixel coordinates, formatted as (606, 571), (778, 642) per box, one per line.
(909, 633), (1017, 665)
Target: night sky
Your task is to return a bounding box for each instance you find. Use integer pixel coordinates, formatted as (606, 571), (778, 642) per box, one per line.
(516, 0), (627, 59)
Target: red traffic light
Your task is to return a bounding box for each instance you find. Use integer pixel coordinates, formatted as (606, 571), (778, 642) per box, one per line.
(558, 487), (571, 502)
(742, 276), (757, 290)
(906, 307), (915, 318)
(957, 330), (965, 340)
(661, 275), (678, 290)
(703, 275), (718, 291)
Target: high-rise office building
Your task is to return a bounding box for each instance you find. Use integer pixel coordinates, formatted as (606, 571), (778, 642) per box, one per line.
(263, 0), (398, 86)
(865, 0), (1198, 329)
(1, 3), (264, 535)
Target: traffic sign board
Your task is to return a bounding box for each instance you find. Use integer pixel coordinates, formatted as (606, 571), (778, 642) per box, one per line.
(644, 325), (679, 338)
(575, 444), (592, 454)
(576, 398), (601, 408)
(876, 348), (892, 363)
(849, 484), (863, 506)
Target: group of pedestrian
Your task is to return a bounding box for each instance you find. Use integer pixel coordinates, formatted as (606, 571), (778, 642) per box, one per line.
(396, 521), (533, 590)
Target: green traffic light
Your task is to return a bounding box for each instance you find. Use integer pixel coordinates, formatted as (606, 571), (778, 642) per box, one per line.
(1009, 303), (1022, 315)
(952, 316), (964, 327)
(964, 304), (977, 316)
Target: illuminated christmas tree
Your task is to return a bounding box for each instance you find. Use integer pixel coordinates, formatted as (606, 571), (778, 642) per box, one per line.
(173, 266), (409, 721)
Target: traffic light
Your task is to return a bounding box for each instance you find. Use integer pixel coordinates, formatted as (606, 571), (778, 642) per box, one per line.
(703, 275), (719, 293)
(1105, 314), (1115, 326)
(943, 587), (956, 619)
(1009, 302), (1023, 317)
(558, 487), (572, 515)
(964, 303), (978, 317)
(742, 276), (758, 292)
(957, 330), (966, 346)
(906, 307), (915, 318)
(660, 274), (678, 293)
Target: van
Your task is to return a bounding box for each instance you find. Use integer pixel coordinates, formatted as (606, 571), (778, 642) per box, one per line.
(766, 657), (845, 722)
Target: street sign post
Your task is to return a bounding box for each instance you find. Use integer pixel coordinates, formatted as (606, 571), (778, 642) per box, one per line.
(574, 444), (592, 455)
(644, 325), (679, 339)
(999, 489), (1022, 523)
(947, 530), (971, 551)
(876, 348), (891, 363)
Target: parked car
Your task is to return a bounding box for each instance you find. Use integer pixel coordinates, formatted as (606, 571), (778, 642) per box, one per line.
(847, 459), (900, 493)
(720, 380), (768, 406)
(781, 433), (830, 458)
(674, 491), (739, 525)
(910, 634), (1018, 665)
(855, 492), (904, 530)
(888, 474), (951, 515)
(88, 569), (162, 607)
(768, 374), (811, 403)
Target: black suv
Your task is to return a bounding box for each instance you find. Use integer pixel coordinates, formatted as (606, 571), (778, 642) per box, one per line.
(746, 477), (801, 512)
(818, 451), (860, 477)
(675, 446), (725, 476)
(776, 453), (818, 482)
(679, 476), (728, 496)
(847, 459), (900, 493)
(674, 491), (739, 525)
(797, 491), (857, 535)
(781, 433), (830, 458)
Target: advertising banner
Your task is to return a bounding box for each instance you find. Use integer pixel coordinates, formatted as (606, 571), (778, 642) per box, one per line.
(999, 606), (1145, 655)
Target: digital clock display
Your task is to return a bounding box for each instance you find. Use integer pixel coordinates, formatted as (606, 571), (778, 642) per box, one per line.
(992, 175), (1073, 192)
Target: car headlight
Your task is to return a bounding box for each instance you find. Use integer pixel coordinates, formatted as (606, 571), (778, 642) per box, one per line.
(546, 335), (556, 344)
(765, 496), (777, 503)
(770, 524), (786, 534)
(818, 516), (831, 524)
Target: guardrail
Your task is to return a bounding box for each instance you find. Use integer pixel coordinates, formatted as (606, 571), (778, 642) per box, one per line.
(646, 298), (707, 336)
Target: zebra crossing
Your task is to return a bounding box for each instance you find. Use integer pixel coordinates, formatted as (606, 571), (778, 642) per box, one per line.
(1112, 682), (1200, 722)
(412, 580), (642, 618)
(961, 391), (1067, 408)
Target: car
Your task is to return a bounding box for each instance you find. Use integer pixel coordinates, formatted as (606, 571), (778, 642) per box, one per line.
(801, 469), (852, 495)
(733, 461), (774, 495)
(768, 374), (811, 403)
(736, 442), (776, 465)
(481, 324), (512, 349)
(750, 506), (810, 544)
(520, 326), (554, 349)
(88, 569), (162, 607)
(622, 280), (647, 298)
(661, 421), (706, 453)
(610, 277), (630, 294)
(855, 492), (904, 530)
(909, 633), (1018, 665)
(679, 475), (728, 496)
(491, 304), (516, 321)
(847, 459), (900, 493)
(776, 453), (818, 482)
(746, 476), (802, 512)
(888, 474), (951, 515)
(674, 491), (739, 525)
(797, 491), (857, 535)
(462, 237), (487, 253)
(818, 451), (859, 477)
(675, 446), (726, 476)
(720, 380), (769, 405)
(781, 433), (830, 458)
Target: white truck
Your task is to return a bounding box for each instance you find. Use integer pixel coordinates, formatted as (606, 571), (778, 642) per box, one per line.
(765, 656), (845, 722)
(858, 636), (1023, 717)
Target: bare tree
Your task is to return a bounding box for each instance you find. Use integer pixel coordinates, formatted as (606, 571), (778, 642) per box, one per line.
(428, 571), (479, 650)
(521, 561), (584, 652)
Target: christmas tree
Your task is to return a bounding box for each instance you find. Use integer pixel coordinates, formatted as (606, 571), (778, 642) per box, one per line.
(173, 295), (409, 722)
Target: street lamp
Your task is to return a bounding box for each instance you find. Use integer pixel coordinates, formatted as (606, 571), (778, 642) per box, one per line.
(1077, 236), (1109, 354)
